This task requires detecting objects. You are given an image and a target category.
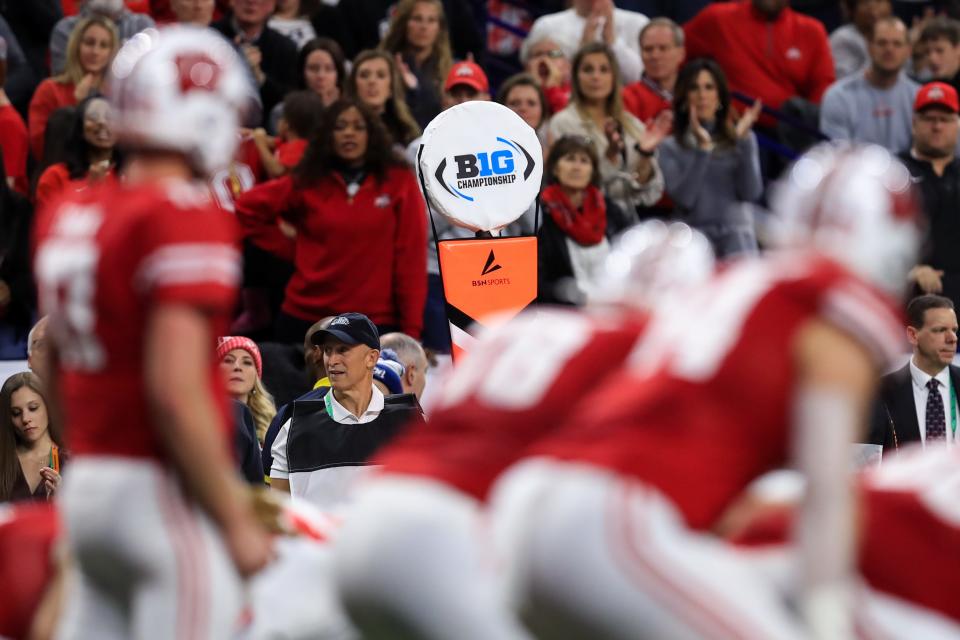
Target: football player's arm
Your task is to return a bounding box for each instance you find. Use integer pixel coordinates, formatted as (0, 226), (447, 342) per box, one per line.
(145, 303), (272, 576)
(791, 318), (874, 640)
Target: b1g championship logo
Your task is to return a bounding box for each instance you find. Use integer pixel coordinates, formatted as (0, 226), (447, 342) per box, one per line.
(419, 101), (543, 233)
(435, 136), (537, 201)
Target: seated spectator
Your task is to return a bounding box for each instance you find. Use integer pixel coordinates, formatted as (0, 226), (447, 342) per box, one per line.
(379, 0), (453, 130)
(268, 0), (315, 49)
(269, 313), (422, 509)
(0, 39), (28, 195)
(349, 50), (422, 148)
(35, 95), (117, 212)
(658, 58), (763, 258)
(217, 336), (277, 444)
(522, 0), (648, 85)
(497, 72), (550, 148)
(820, 17), (918, 152)
(372, 350), (406, 396)
(684, 0), (835, 114)
(236, 99), (427, 344)
(168, 0), (217, 24)
(538, 134), (634, 305)
(380, 332), (429, 401)
(0, 372), (65, 503)
(830, 0), (892, 80)
(49, 0), (154, 75)
(26, 318), (49, 382)
(251, 90), (323, 179)
(548, 42), (667, 216)
(623, 17), (684, 126)
(212, 0), (299, 125)
(298, 37), (345, 109)
(522, 35), (572, 114)
(28, 15), (118, 161)
(919, 17), (960, 98)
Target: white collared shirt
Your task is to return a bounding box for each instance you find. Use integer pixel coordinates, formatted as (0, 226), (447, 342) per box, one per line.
(909, 357), (956, 446)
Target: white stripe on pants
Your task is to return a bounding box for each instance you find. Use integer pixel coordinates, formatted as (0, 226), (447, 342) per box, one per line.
(55, 457), (242, 640)
(490, 458), (807, 640)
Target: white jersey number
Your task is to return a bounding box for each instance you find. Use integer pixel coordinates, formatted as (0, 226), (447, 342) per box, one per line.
(35, 205), (106, 372)
(439, 312), (595, 410)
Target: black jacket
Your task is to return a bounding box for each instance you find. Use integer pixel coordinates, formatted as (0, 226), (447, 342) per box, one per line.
(898, 151), (960, 311)
(868, 362), (960, 451)
(211, 17), (299, 126)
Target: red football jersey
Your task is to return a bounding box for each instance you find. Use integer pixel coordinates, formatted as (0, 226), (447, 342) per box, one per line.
(533, 253), (904, 530)
(859, 448), (960, 622)
(33, 180), (241, 459)
(0, 503), (58, 639)
(374, 307), (649, 500)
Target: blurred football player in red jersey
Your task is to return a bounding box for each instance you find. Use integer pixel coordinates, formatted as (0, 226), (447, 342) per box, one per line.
(33, 26), (272, 640)
(489, 143), (925, 640)
(333, 220), (716, 640)
(723, 446), (960, 639)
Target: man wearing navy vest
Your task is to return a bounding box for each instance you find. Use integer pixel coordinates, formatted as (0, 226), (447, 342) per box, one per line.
(269, 312), (421, 509)
(870, 295), (960, 450)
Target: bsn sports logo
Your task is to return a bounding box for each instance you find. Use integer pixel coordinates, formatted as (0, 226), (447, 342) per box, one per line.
(434, 136), (537, 202)
(473, 250), (509, 287)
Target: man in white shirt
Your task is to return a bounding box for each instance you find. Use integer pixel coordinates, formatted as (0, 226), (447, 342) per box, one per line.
(520, 0), (647, 84)
(270, 312), (421, 509)
(871, 294), (960, 449)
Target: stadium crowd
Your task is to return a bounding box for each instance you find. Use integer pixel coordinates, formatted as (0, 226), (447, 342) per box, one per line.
(1, 0), (960, 638)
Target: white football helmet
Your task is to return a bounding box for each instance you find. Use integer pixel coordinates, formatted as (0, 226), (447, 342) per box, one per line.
(590, 219), (716, 309)
(770, 142), (924, 297)
(108, 26), (256, 177)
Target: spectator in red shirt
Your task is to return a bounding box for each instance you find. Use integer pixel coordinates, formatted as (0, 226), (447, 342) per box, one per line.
(249, 89), (323, 179)
(623, 17), (684, 126)
(236, 99), (428, 343)
(684, 0), (835, 112)
(0, 38), (28, 195)
(34, 95), (117, 211)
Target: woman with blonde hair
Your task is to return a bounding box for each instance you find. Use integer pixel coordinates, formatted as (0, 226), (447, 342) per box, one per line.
(379, 0), (453, 129)
(28, 15), (119, 161)
(217, 337), (277, 444)
(548, 42), (669, 215)
(349, 49), (421, 147)
(0, 372), (65, 502)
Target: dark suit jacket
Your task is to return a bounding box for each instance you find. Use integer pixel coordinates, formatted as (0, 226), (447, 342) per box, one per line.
(868, 362), (960, 451)
(211, 18), (298, 125)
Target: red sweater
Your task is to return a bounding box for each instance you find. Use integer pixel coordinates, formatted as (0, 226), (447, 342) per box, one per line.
(622, 78), (672, 125)
(684, 1), (834, 110)
(0, 105), (28, 194)
(28, 79), (77, 161)
(236, 166), (427, 337)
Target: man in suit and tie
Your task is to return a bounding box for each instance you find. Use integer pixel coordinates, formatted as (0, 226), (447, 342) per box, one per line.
(870, 294), (960, 450)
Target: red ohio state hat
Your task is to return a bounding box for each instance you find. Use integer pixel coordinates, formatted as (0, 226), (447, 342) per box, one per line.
(444, 61), (489, 93)
(914, 82), (959, 113)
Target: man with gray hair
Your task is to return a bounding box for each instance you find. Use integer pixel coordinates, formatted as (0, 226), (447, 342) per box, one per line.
(623, 17), (684, 124)
(26, 316), (49, 382)
(48, 0), (155, 76)
(380, 332), (429, 401)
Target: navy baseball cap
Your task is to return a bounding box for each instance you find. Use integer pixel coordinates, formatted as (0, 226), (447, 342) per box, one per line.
(312, 312), (380, 350)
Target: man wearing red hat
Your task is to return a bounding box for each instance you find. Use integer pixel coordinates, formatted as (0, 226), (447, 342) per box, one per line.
(901, 81), (960, 313)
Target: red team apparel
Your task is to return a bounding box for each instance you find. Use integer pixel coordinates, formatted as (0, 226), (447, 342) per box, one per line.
(684, 1), (835, 110)
(533, 253), (904, 531)
(374, 308), (650, 500)
(33, 181), (241, 459)
(0, 504), (58, 639)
